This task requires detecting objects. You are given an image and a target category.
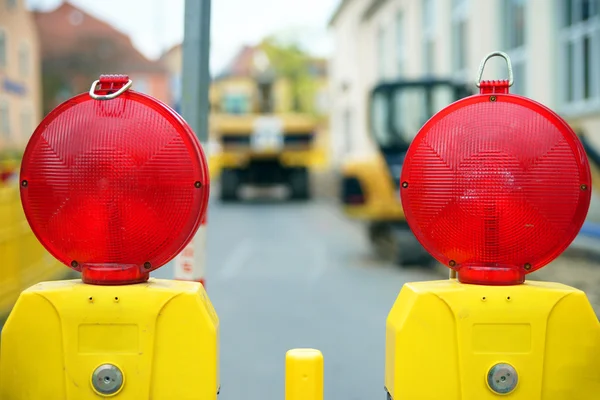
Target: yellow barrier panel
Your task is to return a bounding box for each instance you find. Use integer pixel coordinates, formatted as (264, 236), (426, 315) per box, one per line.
(0, 278), (219, 399)
(285, 349), (324, 400)
(0, 182), (68, 319)
(385, 279), (600, 399)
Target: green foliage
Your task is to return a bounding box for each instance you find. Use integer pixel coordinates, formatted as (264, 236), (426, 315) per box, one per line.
(258, 36), (323, 115)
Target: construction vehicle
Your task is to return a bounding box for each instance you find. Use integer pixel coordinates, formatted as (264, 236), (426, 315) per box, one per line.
(340, 79), (472, 266)
(210, 51), (326, 202)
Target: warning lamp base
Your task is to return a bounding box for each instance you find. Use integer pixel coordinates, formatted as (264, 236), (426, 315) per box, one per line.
(456, 265), (526, 286)
(80, 263), (150, 285)
(385, 279), (600, 399)
(0, 278), (219, 399)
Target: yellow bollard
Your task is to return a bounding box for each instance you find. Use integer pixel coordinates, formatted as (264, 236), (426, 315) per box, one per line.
(285, 348), (324, 400)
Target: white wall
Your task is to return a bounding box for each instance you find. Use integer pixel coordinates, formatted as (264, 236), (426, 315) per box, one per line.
(329, 0), (373, 167)
(330, 0), (600, 164)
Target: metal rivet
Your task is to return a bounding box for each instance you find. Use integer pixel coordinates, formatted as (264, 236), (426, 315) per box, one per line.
(71, 260), (79, 268)
(487, 363), (518, 394)
(21, 180), (28, 187)
(88, 296), (94, 303)
(92, 364), (123, 395)
(449, 260), (456, 267)
(581, 184), (588, 190)
(143, 262), (151, 270)
(194, 181), (202, 188)
(401, 181), (408, 188)
(506, 296), (511, 301)
(490, 95), (497, 102)
(114, 297), (119, 302)
(482, 296), (487, 301)
(524, 263), (532, 270)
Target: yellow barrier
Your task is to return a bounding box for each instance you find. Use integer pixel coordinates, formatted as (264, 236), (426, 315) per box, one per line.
(285, 349), (323, 400)
(0, 181), (69, 319)
(0, 278), (219, 399)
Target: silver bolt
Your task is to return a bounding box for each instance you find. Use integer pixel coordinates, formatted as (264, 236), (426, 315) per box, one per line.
(487, 363), (518, 394)
(92, 364), (123, 395)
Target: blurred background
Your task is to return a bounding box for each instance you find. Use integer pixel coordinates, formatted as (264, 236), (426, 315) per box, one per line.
(2, 0), (600, 399)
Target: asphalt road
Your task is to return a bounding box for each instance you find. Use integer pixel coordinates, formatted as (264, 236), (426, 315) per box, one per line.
(153, 191), (440, 400)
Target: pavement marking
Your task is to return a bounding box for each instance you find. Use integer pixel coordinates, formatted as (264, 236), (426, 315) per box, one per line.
(218, 238), (254, 280)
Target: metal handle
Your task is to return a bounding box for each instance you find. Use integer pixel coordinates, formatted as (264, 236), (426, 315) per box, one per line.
(89, 79), (133, 100)
(476, 51), (514, 88)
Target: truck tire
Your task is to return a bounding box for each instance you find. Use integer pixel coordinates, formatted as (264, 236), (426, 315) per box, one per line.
(289, 168), (311, 201)
(220, 168), (240, 202)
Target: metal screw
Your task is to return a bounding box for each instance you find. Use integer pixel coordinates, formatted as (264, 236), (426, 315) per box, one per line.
(21, 180), (28, 187)
(401, 181), (408, 188)
(71, 260), (79, 268)
(449, 260), (456, 267)
(487, 363), (518, 394)
(194, 181), (202, 188)
(490, 95), (497, 102)
(524, 263), (532, 270)
(581, 184), (588, 190)
(92, 364), (124, 395)
(143, 262), (151, 270)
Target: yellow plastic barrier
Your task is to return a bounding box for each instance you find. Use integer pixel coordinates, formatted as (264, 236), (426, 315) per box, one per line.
(0, 181), (69, 319)
(0, 278), (219, 399)
(285, 349), (323, 400)
(385, 279), (600, 399)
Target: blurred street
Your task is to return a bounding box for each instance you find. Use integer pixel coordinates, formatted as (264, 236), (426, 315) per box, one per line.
(147, 176), (600, 400)
(153, 183), (439, 400)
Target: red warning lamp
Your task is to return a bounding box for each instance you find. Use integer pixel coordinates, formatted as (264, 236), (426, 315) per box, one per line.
(400, 52), (591, 285)
(19, 75), (209, 285)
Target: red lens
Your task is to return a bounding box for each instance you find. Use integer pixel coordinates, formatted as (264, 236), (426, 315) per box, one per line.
(20, 90), (209, 285)
(400, 93), (591, 285)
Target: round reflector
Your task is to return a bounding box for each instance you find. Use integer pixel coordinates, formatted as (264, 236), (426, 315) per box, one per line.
(400, 92), (591, 285)
(20, 76), (209, 285)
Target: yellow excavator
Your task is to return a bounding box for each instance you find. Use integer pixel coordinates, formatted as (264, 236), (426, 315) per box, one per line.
(340, 78), (472, 266)
(210, 64), (326, 202)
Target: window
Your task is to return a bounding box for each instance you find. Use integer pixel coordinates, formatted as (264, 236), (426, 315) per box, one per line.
(21, 107), (32, 140)
(503, 0), (527, 95)
(0, 30), (6, 68)
(396, 11), (406, 76)
(69, 10), (84, 26)
(377, 26), (387, 79)
(0, 100), (10, 140)
(19, 43), (29, 77)
(452, 0), (469, 78)
(222, 93), (249, 114)
(371, 91), (390, 147)
(559, 0), (600, 111)
(423, 0), (436, 75)
(343, 108), (352, 155)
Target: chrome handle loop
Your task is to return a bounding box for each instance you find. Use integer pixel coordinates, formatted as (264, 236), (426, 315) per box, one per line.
(476, 51), (514, 88)
(89, 79), (133, 100)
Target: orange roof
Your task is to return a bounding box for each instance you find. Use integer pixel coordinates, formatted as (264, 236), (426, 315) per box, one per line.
(34, 2), (165, 73)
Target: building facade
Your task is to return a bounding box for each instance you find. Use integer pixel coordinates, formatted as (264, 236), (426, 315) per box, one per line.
(329, 0), (600, 165)
(0, 0), (42, 150)
(33, 2), (169, 115)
